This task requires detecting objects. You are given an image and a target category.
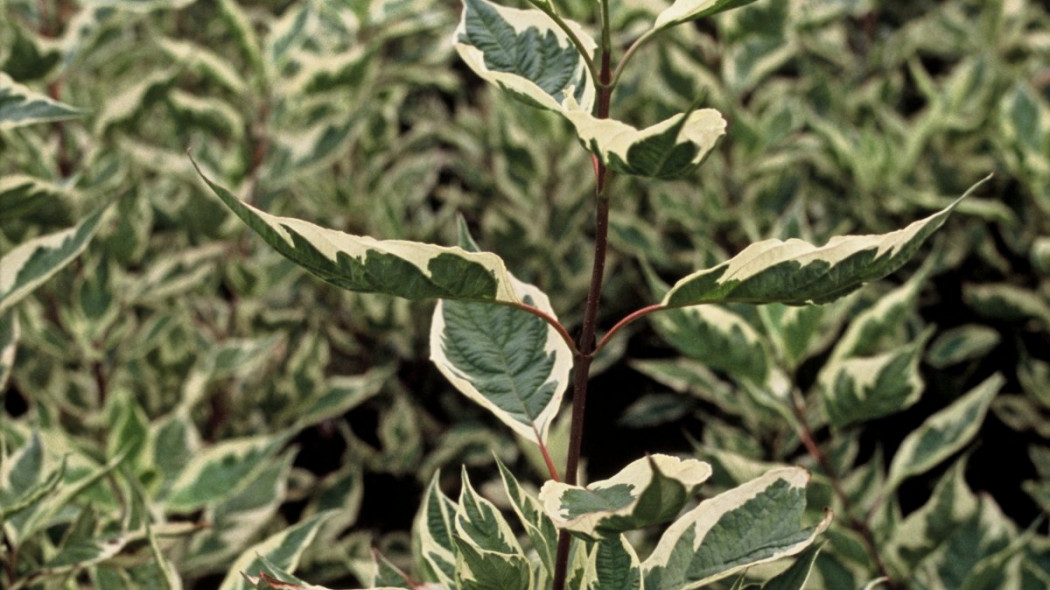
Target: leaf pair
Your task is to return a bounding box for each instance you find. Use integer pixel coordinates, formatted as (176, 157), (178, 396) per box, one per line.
(453, 0), (728, 179)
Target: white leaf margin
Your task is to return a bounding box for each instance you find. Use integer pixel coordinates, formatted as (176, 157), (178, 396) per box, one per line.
(452, 0), (597, 113)
(430, 275), (572, 445)
(642, 467), (832, 589)
(539, 455), (712, 537)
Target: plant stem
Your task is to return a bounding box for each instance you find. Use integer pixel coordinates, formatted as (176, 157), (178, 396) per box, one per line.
(789, 389), (904, 590)
(552, 34), (614, 590)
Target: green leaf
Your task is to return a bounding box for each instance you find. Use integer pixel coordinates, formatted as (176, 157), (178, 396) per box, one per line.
(430, 275), (571, 445)
(642, 467), (831, 590)
(453, 468), (532, 589)
(564, 107), (726, 179)
(455, 467), (522, 555)
(0, 206), (110, 315)
(886, 374), (1003, 491)
(653, 0), (761, 33)
(496, 458), (558, 577)
(0, 174), (74, 223)
(164, 435), (285, 512)
(652, 305), (771, 387)
(762, 542), (823, 590)
(577, 535), (644, 590)
(0, 71), (85, 128)
(819, 330), (932, 430)
(890, 459), (979, 569)
(454, 0), (596, 112)
(661, 179), (989, 307)
(539, 454), (712, 540)
(219, 512), (333, 590)
(45, 535), (126, 570)
(192, 160), (519, 303)
(827, 268), (928, 363)
(963, 282), (1050, 326)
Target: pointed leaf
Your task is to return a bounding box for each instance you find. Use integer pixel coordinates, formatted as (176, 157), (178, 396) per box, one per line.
(564, 107), (726, 179)
(890, 459), (979, 569)
(653, 0), (761, 33)
(592, 535), (644, 590)
(0, 206), (109, 315)
(820, 330), (932, 430)
(454, 0), (596, 112)
(662, 179), (989, 307)
(642, 468), (831, 590)
(455, 468), (522, 554)
(653, 305), (771, 387)
(540, 454), (712, 539)
(414, 474), (459, 588)
(496, 458), (559, 576)
(453, 469), (532, 590)
(430, 275), (570, 445)
(886, 374), (1003, 491)
(192, 161), (518, 303)
(0, 72), (85, 129)
(220, 512), (333, 590)
(164, 435), (285, 512)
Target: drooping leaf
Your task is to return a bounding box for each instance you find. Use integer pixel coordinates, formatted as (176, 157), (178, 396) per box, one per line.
(192, 160), (518, 303)
(886, 374), (1003, 491)
(661, 179), (988, 307)
(652, 0), (761, 33)
(0, 206), (110, 315)
(642, 467), (831, 590)
(564, 106), (726, 179)
(453, 0), (596, 112)
(0, 71), (86, 129)
(540, 454), (712, 540)
(430, 275), (571, 445)
(219, 512), (333, 590)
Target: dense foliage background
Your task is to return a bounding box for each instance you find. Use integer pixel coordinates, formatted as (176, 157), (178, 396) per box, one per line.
(2, 0), (1048, 588)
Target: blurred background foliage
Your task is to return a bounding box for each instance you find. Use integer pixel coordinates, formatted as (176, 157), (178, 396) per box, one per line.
(1, 0), (1048, 588)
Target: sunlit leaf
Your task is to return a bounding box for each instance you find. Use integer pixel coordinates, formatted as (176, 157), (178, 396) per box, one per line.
(653, 0), (761, 33)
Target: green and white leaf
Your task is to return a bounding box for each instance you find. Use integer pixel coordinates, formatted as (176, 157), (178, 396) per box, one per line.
(497, 459), (558, 577)
(192, 161), (518, 303)
(573, 535), (644, 590)
(886, 374), (1003, 491)
(563, 106), (726, 179)
(163, 435), (286, 512)
(430, 274), (571, 445)
(642, 467), (831, 590)
(0, 311), (16, 392)
(762, 542), (823, 590)
(453, 0), (596, 112)
(661, 180), (988, 307)
(652, 0), (761, 33)
(219, 512), (333, 590)
(889, 459), (979, 570)
(827, 267), (928, 363)
(415, 474), (459, 588)
(0, 72), (86, 129)
(926, 324), (1001, 369)
(453, 469), (532, 590)
(0, 174), (75, 222)
(819, 329), (932, 430)
(0, 206), (109, 315)
(540, 454), (712, 539)
(653, 305), (772, 387)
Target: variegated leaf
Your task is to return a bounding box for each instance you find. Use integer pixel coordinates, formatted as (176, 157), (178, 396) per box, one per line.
(453, 0), (596, 113)
(220, 512), (333, 590)
(762, 542), (823, 590)
(925, 324), (1001, 369)
(540, 454), (712, 539)
(564, 106), (726, 179)
(496, 459), (558, 577)
(652, 0), (761, 33)
(889, 459), (978, 569)
(430, 273), (571, 445)
(0, 175), (74, 222)
(0, 206), (109, 315)
(192, 161), (518, 303)
(661, 179), (988, 307)
(0, 311), (16, 392)
(163, 435), (286, 512)
(414, 474), (459, 588)
(454, 469), (532, 590)
(653, 305), (771, 387)
(642, 468), (831, 590)
(820, 329), (931, 430)
(0, 72), (86, 129)
(886, 374), (1003, 491)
